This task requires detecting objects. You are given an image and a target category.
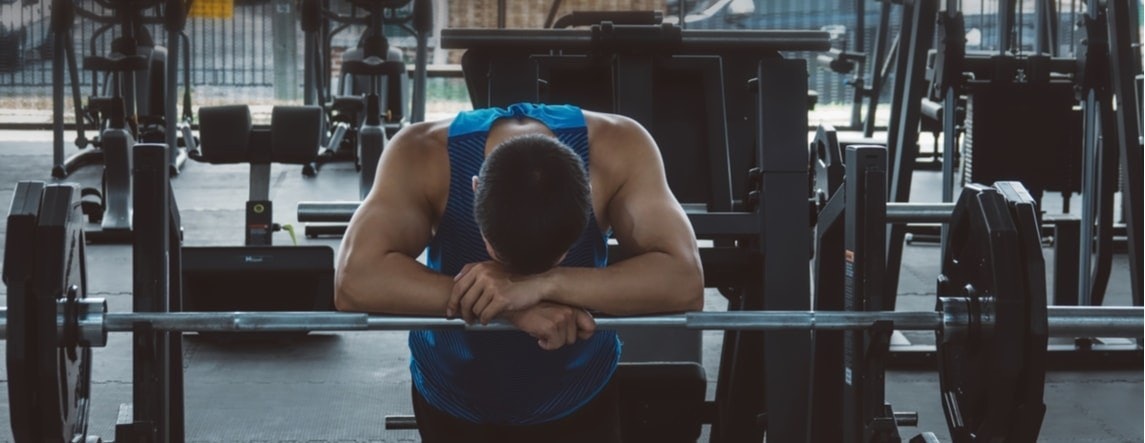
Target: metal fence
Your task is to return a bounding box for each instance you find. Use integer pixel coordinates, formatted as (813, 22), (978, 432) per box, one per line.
(0, 0), (1112, 121)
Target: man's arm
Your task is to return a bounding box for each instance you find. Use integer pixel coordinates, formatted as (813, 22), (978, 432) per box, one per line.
(451, 115), (704, 322)
(334, 123), (454, 315)
(335, 122), (601, 350)
(541, 115), (704, 315)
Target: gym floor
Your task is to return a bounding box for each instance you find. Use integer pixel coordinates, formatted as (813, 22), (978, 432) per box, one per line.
(0, 129), (1140, 442)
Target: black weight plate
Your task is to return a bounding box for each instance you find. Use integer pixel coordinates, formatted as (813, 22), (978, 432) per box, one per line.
(34, 184), (91, 443)
(5, 181), (45, 443)
(994, 181), (1049, 441)
(936, 184), (1027, 442)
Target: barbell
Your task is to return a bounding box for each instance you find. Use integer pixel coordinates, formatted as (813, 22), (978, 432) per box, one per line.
(2, 297), (1140, 348)
(9, 176), (1144, 443)
(295, 201), (959, 225)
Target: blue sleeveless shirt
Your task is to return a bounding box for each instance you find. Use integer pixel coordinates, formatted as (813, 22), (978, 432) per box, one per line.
(409, 103), (621, 425)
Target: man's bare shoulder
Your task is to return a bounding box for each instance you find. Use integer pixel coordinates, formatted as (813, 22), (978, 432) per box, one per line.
(389, 118), (452, 158)
(582, 109), (659, 163)
(582, 110), (643, 138)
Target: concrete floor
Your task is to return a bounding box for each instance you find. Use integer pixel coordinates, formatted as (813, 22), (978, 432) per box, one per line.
(0, 130), (1140, 442)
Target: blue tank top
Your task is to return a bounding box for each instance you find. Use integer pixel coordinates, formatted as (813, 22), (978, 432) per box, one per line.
(410, 103), (621, 425)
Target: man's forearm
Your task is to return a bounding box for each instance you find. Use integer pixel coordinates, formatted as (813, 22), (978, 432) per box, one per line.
(335, 252), (454, 315)
(543, 251), (704, 316)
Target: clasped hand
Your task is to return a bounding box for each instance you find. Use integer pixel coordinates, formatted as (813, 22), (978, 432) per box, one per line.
(447, 261), (594, 350)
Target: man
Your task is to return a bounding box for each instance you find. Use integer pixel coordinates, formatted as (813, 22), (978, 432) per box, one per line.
(335, 103), (703, 442)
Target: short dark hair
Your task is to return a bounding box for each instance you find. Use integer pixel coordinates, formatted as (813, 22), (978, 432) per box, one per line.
(474, 134), (591, 275)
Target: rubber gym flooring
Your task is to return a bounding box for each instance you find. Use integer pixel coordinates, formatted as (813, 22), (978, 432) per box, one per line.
(0, 130), (1140, 442)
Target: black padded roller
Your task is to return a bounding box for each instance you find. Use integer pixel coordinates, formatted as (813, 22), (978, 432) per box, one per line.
(196, 105), (252, 164)
(270, 106), (323, 165)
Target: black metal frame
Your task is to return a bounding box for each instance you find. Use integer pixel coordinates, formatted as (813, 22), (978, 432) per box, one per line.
(121, 143), (185, 443)
(811, 138), (905, 442)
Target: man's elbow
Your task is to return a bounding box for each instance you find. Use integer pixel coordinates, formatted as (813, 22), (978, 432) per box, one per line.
(333, 279), (359, 312)
(678, 259), (705, 312)
(334, 266), (373, 312)
(682, 278), (704, 312)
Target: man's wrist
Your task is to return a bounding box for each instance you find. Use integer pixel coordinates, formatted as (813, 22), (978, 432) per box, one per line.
(537, 267), (564, 304)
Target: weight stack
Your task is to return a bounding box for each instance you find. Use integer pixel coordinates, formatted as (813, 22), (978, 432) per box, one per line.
(962, 80), (1082, 196)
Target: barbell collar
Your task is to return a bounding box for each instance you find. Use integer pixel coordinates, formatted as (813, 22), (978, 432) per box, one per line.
(937, 297), (969, 344)
(77, 298), (108, 347)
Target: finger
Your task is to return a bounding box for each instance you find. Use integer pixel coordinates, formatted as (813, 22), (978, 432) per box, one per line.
(460, 285), (484, 324)
(539, 318), (560, 350)
(474, 295), (499, 325)
(542, 333), (562, 351)
(565, 312), (577, 345)
(478, 298), (505, 325)
(454, 262), (476, 282)
(448, 266), (479, 318)
(536, 327), (556, 350)
(576, 311), (596, 340)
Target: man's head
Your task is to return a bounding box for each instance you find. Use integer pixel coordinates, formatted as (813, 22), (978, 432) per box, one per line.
(473, 134), (591, 275)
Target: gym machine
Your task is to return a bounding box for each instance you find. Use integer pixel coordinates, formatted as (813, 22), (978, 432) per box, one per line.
(808, 123), (1067, 441)
(300, 0), (413, 179)
(49, 0), (193, 243)
(295, 0), (432, 239)
(183, 105), (334, 332)
(880, 0), (1142, 366)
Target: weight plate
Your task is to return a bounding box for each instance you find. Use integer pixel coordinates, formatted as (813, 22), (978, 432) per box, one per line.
(936, 184), (1028, 442)
(994, 181), (1049, 441)
(34, 184), (92, 443)
(5, 181), (45, 443)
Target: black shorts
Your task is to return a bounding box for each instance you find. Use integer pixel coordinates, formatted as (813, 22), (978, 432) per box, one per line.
(410, 381), (622, 443)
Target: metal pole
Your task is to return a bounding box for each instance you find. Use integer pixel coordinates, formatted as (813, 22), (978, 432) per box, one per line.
(273, 0), (299, 101)
(850, 0), (866, 129)
(411, 0), (432, 123)
(3, 306), (1143, 338)
(101, 311), (928, 332)
(497, 0), (506, 28)
(300, 202), (958, 225)
(885, 203), (954, 223)
(92, 308), (1145, 335)
(51, 0), (66, 177)
(1046, 306), (1145, 337)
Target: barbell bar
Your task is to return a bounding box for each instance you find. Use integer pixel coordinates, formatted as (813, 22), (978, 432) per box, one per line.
(3, 299), (1140, 347)
(296, 201), (959, 224)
